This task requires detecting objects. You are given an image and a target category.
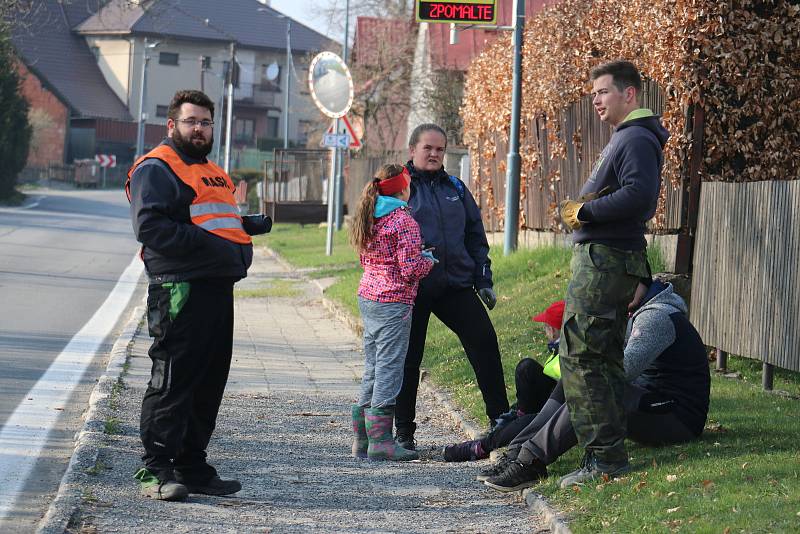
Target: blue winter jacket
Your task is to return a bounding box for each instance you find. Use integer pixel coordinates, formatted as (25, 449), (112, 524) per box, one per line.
(405, 161), (493, 297)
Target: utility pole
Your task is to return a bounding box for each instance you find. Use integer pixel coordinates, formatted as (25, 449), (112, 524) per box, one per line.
(224, 42), (235, 174)
(283, 20), (291, 150)
(135, 37), (151, 160)
(447, 2), (523, 254)
(333, 0), (350, 230)
(214, 61), (228, 166)
(503, 0), (525, 255)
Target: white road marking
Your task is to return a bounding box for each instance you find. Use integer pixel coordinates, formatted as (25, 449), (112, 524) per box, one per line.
(20, 196), (45, 210)
(0, 253), (144, 521)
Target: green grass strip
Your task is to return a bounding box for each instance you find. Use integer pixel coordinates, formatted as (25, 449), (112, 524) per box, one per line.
(259, 223), (800, 533)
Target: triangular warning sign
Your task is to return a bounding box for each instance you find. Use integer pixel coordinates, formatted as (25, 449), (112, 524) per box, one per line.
(326, 115), (362, 150)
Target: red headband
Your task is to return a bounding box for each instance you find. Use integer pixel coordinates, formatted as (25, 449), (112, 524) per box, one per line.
(377, 168), (411, 196)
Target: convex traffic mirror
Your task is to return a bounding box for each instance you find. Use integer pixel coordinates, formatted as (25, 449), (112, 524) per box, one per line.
(308, 51), (353, 119)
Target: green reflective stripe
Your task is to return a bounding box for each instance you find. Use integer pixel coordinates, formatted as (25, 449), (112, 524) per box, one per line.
(622, 108), (654, 123)
(162, 281), (190, 321)
(197, 217), (244, 232)
(190, 203), (240, 217)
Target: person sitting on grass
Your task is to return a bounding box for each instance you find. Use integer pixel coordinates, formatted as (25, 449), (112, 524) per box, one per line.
(442, 300), (564, 462)
(479, 280), (710, 492)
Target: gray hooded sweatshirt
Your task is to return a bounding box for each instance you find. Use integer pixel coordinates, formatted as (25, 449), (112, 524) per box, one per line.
(624, 283), (710, 435)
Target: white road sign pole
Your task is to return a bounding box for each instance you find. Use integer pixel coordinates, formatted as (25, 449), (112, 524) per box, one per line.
(325, 119), (338, 256)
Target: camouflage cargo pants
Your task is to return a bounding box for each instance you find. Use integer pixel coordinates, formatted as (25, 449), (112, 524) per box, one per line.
(559, 243), (649, 464)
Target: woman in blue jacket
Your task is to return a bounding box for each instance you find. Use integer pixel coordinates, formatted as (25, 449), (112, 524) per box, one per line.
(394, 123), (510, 450)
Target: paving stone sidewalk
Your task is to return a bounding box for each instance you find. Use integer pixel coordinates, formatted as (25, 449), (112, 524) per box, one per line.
(61, 248), (548, 533)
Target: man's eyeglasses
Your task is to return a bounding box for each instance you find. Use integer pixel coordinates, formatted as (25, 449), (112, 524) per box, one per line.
(176, 118), (214, 129)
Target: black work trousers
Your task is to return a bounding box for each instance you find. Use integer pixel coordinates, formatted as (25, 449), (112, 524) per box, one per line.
(478, 358), (556, 452)
(395, 287), (509, 433)
(140, 278), (235, 484)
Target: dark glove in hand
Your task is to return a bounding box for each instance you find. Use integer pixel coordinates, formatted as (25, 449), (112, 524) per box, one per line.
(242, 214), (272, 235)
(477, 287), (497, 310)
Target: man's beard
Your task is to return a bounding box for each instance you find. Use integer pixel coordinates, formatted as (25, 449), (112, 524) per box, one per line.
(172, 127), (213, 159)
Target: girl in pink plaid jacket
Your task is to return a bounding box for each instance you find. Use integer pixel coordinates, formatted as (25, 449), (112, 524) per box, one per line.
(348, 163), (435, 462)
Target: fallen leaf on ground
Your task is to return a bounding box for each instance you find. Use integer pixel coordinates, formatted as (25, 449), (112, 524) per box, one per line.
(667, 506), (680, 513)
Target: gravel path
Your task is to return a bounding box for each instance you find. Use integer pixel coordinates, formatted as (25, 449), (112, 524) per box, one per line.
(62, 249), (549, 533)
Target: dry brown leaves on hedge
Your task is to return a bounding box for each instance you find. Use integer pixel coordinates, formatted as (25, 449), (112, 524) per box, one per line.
(462, 0), (799, 229)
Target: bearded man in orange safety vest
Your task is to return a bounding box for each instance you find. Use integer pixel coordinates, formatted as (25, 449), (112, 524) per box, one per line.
(126, 89), (271, 501)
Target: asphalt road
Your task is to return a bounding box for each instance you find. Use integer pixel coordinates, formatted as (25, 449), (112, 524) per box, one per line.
(0, 187), (146, 532)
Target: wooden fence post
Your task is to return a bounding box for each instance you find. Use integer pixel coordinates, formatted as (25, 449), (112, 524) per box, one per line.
(762, 363), (774, 391)
(675, 101), (705, 274)
(715, 348), (727, 371)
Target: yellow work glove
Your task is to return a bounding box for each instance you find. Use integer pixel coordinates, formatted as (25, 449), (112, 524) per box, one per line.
(559, 199), (585, 230)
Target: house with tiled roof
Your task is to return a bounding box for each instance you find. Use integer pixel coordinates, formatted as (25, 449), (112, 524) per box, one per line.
(13, 0), (334, 170)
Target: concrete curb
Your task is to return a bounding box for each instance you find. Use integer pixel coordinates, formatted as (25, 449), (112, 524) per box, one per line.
(524, 489), (573, 534)
(36, 304), (145, 534)
(262, 245), (571, 533)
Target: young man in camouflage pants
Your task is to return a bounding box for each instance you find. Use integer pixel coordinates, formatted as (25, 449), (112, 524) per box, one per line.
(556, 60), (669, 487)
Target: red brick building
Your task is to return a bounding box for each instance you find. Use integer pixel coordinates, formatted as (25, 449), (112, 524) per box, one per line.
(17, 62), (69, 168)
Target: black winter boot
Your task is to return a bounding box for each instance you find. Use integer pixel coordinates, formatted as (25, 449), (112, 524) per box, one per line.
(395, 427), (416, 451)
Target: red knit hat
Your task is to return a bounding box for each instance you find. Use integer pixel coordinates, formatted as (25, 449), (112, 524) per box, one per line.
(531, 300), (565, 330)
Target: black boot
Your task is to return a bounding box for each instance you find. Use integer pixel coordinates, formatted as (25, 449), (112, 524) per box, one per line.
(395, 427), (416, 451)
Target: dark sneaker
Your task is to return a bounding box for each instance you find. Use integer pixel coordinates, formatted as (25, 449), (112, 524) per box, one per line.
(134, 468), (188, 501)
(558, 455), (631, 489)
(484, 459), (547, 492)
(443, 439), (488, 462)
(395, 429), (416, 451)
(476, 452), (513, 482)
(182, 475), (242, 496)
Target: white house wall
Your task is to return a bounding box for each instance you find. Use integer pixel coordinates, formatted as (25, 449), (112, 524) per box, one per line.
(85, 36), (131, 107)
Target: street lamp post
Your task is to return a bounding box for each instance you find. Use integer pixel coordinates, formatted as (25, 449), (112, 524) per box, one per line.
(224, 42), (235, 174)
(503, 0), (525, 255)
(284, 20), (292, 150)
(448, 0), (525, 255)
(333, 0), (350, 230)
(135, 38), (158, 159)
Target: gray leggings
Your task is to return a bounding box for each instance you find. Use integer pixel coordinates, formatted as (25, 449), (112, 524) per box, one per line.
(357, 296), (413, 408)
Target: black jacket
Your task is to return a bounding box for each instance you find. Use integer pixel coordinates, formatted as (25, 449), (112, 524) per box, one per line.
(128, 139), (253, 283)
(405, 161), (492, 297)
(574, 111), (669, 250)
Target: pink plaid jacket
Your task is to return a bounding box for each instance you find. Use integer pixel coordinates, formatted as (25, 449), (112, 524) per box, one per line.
(358, 207), (433, 304)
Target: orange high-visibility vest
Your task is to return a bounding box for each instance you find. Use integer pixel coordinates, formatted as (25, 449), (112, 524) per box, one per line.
(126, 144), (251, 245)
